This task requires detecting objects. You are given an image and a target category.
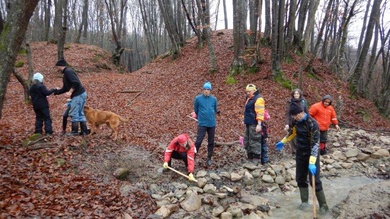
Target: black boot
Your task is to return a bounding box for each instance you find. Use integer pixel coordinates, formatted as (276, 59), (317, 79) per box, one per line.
(316, 190), (329, 214)
(298, 187), (310, 210)
(79, 122), (88, 136)
(66, 122), (79, 136)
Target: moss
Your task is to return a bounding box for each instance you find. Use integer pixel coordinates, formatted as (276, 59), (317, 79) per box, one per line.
(356, 109), (371, 122)
(247, 66), (258, 74)
(18, 48), (27, 55)
(306, 72), (321, 81)
(226, 75), (237, 85)
(274, 71), (294, 90)
(283, 55), (294, 64)
(14, 60), (24, 68)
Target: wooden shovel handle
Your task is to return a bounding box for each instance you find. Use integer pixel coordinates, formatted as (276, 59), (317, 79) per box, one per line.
(167, 166), (198, 183)
(312, 175), (317, 219)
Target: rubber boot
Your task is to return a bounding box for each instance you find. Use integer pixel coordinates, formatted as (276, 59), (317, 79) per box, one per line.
(320, 142), (327, 155)
(62, 116), (68, 135)
(252, 153), (261, 165)
(79, 122), (88, 136)
(66, 122), (79, 136)
(247, 152), (253, 162)
(316, 190), (329, 214)
(298, 187), (310, 210)
(206, 156), (212, 166)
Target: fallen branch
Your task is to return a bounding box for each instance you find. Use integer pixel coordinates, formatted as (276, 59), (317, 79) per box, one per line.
(215, 141), (240, 147)
(26, 136), (48, 146)
(117, 90), (144, 93)
(127, 90), (144, 105)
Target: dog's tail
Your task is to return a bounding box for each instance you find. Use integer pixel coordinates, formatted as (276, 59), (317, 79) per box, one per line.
(119, 116), (130, 122)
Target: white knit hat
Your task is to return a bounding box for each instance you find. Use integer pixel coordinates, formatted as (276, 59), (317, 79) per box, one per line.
(33, 72), (44, 82)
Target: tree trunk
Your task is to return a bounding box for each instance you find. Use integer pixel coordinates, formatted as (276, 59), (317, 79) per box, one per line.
(248, 0), (259, 69)
(230, 0), (247, 75)
(271, 0), (282, 76)
(157, 0), (183, 59)
(75, 0), (88, 43)
(285, 0), (296, 52)
(263, 0), (271, 40)
(222, 0), (228, 29)
(198, 0), (217, 72)
(349, 0), (382, 96)
(57, 0), (67, 61)
(0, 0), (39, 118)
(44, 0), (51, 41)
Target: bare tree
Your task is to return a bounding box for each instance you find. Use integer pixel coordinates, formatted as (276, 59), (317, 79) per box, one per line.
(349, 0), (382, 96)
(75, 0), (88, 43)
(157, 0), (184, 58)
(0, 0), (39, 118)
(197, 0), (217, 72)
(230, 0), (247, 74)
(56, 0), (68, 61)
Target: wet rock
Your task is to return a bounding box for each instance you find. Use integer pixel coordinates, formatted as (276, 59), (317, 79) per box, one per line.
(262, 174), (274, 183)
(212, 205), (224, 217)
(345, 148), (359, 158)
(231, 172), (243, 181)
(203, 184), (217, 194)
(113, 167), (130, 180)
(220, 212), (233, 219)
(180, 191), (201, 212)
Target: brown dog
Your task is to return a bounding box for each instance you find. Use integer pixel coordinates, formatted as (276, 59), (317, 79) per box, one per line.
(84, 105), (129, 140)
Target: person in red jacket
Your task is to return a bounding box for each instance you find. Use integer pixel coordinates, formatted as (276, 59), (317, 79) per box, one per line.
(309, 95), (340, 155)
(163, 133), (196, 181)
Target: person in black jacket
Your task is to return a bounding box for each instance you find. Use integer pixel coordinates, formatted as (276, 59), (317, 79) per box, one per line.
(29, 72), (55, 135)
(53, 59), (88, 136)
(275, 102), (329, 215)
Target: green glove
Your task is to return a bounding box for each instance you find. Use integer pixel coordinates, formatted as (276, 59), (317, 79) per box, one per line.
(163, 162), (168, 169)
(188, 173), (195, 181)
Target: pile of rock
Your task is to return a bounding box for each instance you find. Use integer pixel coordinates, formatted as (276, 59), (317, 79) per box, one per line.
(127, 128), (390, 218)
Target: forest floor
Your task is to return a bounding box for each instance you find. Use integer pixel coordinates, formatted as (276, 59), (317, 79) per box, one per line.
(0, 30), (389, 218)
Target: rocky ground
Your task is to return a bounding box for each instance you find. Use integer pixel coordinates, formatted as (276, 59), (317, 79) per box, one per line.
(79, 127), (390, 218)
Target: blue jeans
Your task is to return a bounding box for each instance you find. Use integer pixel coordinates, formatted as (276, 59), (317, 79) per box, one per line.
(69, 92), (87, 122)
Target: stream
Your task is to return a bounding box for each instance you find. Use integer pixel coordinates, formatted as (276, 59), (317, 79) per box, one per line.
(263, 174), (384, 219)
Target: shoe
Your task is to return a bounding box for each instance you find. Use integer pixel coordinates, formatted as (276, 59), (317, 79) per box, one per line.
(320, 149), (327, 155)
(206, 159), (212, 166)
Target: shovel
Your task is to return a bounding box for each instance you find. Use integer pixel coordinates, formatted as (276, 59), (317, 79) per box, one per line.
(312, 175), (317, 219)
(167, 166), (198, 183)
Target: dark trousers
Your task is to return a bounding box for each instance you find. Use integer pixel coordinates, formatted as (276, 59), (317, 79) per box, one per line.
(62, 107), (70, 131)
(34, 107), (53, 134)
(295, 148), (323, 192)
(195, 126), (215, 159)
(168, 151), (188, 167)
(320, 130), (328, 143)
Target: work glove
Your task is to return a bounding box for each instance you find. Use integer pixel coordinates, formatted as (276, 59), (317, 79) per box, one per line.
(163, 162), (168, 169)
(239, 136), (244, 146)
(308, 156), (317, 175)
(275, 142), (284, 151)
(284, 125), (289, 132)
(191, 112), (197, 119)
(188, 173), (195, 181)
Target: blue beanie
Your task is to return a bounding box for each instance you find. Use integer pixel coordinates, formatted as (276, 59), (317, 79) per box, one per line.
(203, 82), (212, 90)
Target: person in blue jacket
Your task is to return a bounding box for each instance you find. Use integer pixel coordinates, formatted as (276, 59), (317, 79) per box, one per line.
(193, 81), (219, 166)
(29, 72), (55, 135)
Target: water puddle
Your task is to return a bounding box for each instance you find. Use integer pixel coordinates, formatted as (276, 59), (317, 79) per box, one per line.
(264, 175), (383, 219)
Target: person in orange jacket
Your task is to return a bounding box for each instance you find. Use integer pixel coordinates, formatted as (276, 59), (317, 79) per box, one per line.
(163, 133), (196, 181)
(309, 95), (340, 155)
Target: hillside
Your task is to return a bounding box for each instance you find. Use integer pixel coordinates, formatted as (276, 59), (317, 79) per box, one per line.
(0, 30), (389, 218)
(2, 29), (389, 148)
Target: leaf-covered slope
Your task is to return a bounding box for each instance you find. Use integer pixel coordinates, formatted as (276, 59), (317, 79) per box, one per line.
(2, 30), (390, 148)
